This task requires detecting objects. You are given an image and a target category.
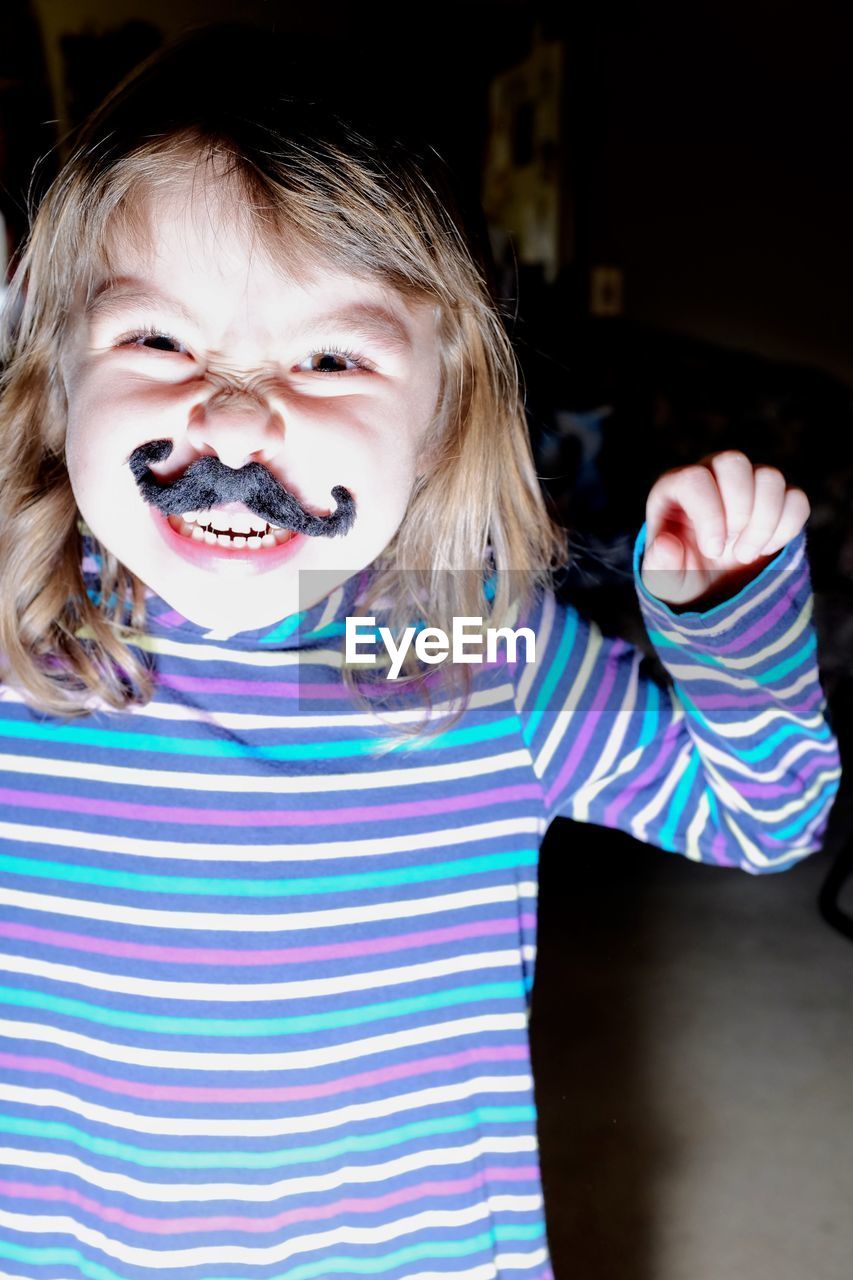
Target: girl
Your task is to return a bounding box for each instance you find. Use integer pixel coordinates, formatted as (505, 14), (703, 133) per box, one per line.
(0, 28), (841, 1280)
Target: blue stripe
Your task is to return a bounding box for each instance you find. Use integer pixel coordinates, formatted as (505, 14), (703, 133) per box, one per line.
(0, 1228), (547, 1280)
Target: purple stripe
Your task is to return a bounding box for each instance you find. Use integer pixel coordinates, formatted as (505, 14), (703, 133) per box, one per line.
(0, 913), (537, 966)
(691, 687), (824, 713)
(544, 640), (628, 810)
(0, 783), (540, 827)
(601, 718), (683, 828)
(710, 829), (736, 866)
(156, 672), (352, 699)
(0, 1043), (529, 1103)
(705, 565), (807, 654)
(735, 751), (832, 799)
(0, 1164), (540, 1236)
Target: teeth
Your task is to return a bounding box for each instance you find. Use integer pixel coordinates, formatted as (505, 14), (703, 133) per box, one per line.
(183, 509), (273, 537)
(167, 513), (293, 552)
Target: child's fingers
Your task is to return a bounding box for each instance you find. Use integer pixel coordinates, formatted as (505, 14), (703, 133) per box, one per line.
(753, 486), (811, 558)
(731, 466), (788, 563)
(646, 464), (727, 559)
(702, 451), (755, 556)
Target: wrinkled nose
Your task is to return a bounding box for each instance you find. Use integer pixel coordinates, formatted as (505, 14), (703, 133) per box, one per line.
(187, 394), (285, 471)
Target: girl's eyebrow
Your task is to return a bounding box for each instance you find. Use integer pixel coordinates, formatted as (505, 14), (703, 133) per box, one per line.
(86, 280), (414, 353)
(86, 279), (199, 325)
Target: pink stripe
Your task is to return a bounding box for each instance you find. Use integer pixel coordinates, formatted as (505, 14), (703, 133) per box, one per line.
(0, 913), (537, 966)
(0, 1165), (539, 1235)
(0, 1043), (529, 1103)
(0, 782), (540, 827)
(156, 673), (351, 699)
(544, 641), (627, 809)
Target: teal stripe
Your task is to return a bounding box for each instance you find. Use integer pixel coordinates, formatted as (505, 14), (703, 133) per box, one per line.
(0, 1227), (546, 1280)
(0, 978), (527, 1036)
(769, 776), (842, 841)
(640, 679), (661, 747)
(0, 714), (520, 759)
(677, 693), (831, 762)
(0, 1105), (535, 1169)
(0, 848), (537, 897)
(255, 614), (348, 645)
(255, 611), (303, 644)
(646, 629), (815, 680)
(760, 633), (817, 683)
(524, 609), (578, 743)
(657, 752), (701, 853)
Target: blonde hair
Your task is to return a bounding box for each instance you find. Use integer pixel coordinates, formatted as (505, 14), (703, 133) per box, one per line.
(0, 28), (566, 720)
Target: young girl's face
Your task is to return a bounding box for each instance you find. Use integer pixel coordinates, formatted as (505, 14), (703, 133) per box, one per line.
(60, 175), (442, 633)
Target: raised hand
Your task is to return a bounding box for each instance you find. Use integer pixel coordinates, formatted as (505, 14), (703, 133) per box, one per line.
(640, 450), (811, 610)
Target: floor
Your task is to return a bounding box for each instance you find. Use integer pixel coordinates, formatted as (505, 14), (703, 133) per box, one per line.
(531, 789), (853, 1280)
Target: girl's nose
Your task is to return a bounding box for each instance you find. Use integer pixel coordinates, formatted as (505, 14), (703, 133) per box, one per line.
(186, 394), (285, 471)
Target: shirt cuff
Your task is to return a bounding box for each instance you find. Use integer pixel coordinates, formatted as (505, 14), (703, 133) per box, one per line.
(632, 521), (808, 622)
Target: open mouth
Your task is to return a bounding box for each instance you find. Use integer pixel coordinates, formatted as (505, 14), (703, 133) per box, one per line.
(166, 508), (296, 551)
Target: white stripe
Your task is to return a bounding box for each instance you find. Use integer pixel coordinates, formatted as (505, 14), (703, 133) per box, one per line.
(630, 740), (695, 843)
(0, 1135), (538, 1202)
(684, 791), (712, 862)
(0, 1012), (528, 1071)
(0, 815), (541, 863)
(661, 664), (816, 697)
(668, 724), (839, 784)
(669, 701), (827, 739)
(494, 1248), (550, 1272)
(0, 1200), (544, 1268)
(0, 1072), (533, 1137)
(0, 747), (529, 794)
(0, 948), (524, 1002)
(80, 628), (342, 667)
(0, 682), (512, 730)
(515, 592), (555, 715)
(721, 809), (777, 868)
(689, 753), (840, 825)
(0, 880), (539, 932)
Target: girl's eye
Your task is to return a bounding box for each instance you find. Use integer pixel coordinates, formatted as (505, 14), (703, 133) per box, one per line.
(118, 329), (188, 355)
(297, 350), (370, 374)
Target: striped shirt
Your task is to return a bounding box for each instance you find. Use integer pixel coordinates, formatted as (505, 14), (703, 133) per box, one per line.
(0, 523), (841, 1280)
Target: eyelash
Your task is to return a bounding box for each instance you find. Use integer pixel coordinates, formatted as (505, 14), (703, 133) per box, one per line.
(116, 326), (187, 354)
(115, 329), (374, 374)
(299, 347), (375, 375)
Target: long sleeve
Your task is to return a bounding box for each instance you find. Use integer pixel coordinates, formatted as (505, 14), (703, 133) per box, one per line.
(513, 525), (842, 873)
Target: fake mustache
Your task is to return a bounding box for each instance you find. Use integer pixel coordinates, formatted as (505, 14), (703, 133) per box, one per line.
(127, 440), (356, 538)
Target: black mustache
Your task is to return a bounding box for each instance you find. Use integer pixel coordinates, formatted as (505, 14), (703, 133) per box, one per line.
(127, 440), (356, 538)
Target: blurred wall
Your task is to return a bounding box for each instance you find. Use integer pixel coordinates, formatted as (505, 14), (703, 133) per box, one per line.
(566, 0), (853, 385)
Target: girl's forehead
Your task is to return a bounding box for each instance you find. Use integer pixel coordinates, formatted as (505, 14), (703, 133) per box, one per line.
(101, 175), (426, 322)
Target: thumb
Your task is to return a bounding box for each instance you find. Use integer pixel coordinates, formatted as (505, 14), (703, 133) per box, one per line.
(642, 529), (689, 602)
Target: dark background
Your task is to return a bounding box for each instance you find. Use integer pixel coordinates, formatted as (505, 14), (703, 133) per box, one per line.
(2, 3), (852, 1276)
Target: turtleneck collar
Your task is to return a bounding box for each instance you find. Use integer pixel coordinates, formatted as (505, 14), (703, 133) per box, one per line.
(82, 535), (370, 652)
